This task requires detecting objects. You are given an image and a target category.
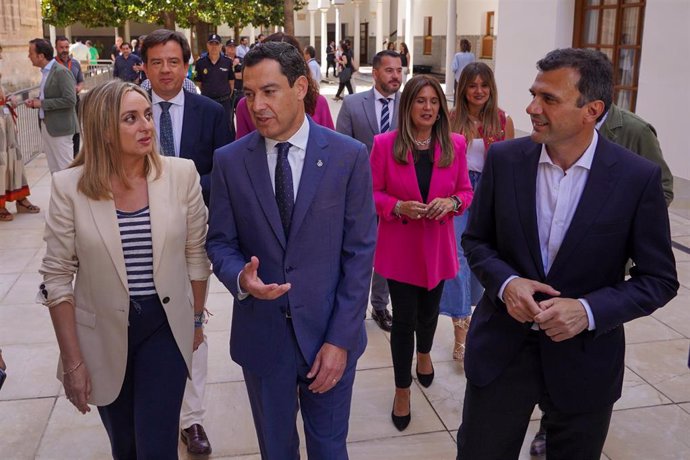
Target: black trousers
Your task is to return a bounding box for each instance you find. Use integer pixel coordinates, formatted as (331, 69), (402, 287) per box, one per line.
(388, 279), (444, 388)
(98, 295), (187, 460)
(335, 81), (353, 98)
(326, 60), (337, 77)
(457, 332), (613, 460)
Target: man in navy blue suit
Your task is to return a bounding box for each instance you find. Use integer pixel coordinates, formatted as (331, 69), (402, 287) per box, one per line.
(456, 48), (678, 459)
(141, 29), (231, 456)
(206, 42), (376, 459)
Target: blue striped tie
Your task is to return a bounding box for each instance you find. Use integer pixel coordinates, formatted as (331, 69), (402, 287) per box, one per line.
(159, 101), (175, 156)
(379, 98), (391, 133)
(274, 142), (294, 236)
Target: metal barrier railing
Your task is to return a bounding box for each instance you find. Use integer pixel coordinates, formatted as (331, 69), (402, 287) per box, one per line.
(7, 61), (114, 165)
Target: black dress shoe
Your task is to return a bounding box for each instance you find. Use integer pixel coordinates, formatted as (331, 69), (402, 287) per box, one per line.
(416, 364), (434, 388)
(391, 397), (411, 431)
(181, 423), (212, 455)
(371, 309), (393, 332)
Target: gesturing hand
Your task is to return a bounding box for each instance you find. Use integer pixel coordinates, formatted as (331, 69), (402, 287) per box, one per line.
(307, 343), (347, 394)
(535, 298), (589, 342)
(239, 256), (291, 300)
(503, 278), (560, 323)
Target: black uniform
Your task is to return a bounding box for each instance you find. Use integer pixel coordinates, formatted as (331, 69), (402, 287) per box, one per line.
(195, 54), (235, 140)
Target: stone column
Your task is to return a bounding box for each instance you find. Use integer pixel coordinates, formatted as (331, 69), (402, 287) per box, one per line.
(309, 10), (316, 47)
(376, 0), (384, 52)
(445, 0), (457, 96)
(353, 0), (362, 67)
(124, 20), (131, 43)
(320, 7), (329, 74)
(335, 6), (341, 46)
(250, 26), (256, 43)
(405, 0), (413, 77)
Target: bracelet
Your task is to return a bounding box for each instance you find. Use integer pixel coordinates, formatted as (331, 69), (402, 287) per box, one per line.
(63, 360), (83, 376)
(450, 195), (462, 212)
(393, 200), (402, 218)
(194, 311), (205, 328)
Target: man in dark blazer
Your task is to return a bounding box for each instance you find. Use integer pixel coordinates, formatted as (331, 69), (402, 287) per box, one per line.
(141, 29), (231, 456)
(336, 49), (403, 332)
(207, 42), (376, 459)
(456, 48), (679, 460)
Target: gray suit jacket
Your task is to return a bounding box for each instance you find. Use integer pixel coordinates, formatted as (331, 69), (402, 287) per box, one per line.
(42, 62), (78, 137)
(336, 87), (400, 153)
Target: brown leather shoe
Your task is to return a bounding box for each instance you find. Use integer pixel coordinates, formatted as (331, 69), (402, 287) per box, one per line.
(371, 309), (393, 332)
(181, 423), (212, 455)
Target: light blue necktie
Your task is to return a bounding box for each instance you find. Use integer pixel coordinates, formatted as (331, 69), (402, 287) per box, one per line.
(379, 98), (391, 133)
(275, 142), (294, 236)
(159, 101), (175, 156)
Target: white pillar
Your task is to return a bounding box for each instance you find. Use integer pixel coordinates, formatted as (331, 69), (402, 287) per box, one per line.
(445, 0), (457, 96)
(64, 25), (72, 41)
(250, 26), (256, 43)
(124, 20), (131, 43)
(376, 0), (384, 52)
(335, 6), (341, 46)
(320, 8), (329, 74)
(49, 25), (57, 47)
(309, 10), (316, 47)
(405, 0), (413, 78)
(353, 0), (362, 67)
(397, 0), (405, 44)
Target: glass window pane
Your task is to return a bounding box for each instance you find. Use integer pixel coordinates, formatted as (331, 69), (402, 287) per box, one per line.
(583, 11), (600, 45)
(603, 0), (617, 4)
(615, 89), (633, 111)
(600, 9), (617, 45)
(587, 0), (601, 5)
(599, 47), (614, 62)
(621, 7), (640, 45)
(617, 48), (636, 86)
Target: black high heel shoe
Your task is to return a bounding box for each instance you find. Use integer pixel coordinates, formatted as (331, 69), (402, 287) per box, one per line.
(416, 364), (435, 388)
(391, 394), (411, 431)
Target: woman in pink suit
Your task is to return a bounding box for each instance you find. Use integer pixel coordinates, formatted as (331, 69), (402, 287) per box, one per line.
(370, 75), (473, 431)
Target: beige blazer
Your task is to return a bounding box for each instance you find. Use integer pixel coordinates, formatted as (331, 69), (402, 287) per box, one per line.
(40, 156), (211, 406)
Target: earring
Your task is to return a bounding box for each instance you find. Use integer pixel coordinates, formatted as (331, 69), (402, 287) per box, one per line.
(436, 114), (440, 120)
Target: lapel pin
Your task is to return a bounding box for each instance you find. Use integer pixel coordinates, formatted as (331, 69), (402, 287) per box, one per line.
(317, 159), (323, 167)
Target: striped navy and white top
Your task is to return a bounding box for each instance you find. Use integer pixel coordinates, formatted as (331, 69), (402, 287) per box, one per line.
(116, 206), (157, 297)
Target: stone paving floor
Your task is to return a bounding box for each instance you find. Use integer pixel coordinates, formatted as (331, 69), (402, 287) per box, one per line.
(1, 80), (690, 459)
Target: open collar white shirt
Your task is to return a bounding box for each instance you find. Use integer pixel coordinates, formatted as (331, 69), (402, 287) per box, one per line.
(151, 88), (185, 157)
(38, 59), (56, 119)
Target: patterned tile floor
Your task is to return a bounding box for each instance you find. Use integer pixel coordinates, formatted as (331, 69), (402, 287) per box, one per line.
(1, 81), (689, 459)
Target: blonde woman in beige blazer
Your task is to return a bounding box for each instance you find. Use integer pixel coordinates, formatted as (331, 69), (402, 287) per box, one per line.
(39, 80), (210, 458)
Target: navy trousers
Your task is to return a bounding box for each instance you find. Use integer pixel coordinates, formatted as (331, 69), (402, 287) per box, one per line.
(242, 319), (357, 460)
(98, 295), (187, 460)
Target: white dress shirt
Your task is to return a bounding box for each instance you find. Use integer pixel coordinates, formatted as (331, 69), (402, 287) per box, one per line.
(151, 88), (185, 157)
(237, 115), (310, 298)
(499, 131), (599, 330)
(373, 88), (395, 133)
(38, 59), (56, 119)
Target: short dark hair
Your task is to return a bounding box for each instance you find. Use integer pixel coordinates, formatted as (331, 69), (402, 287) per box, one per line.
(55, 35), (69, 45)
(537, 48), (613, 117)
(243, 41), (308, 87)
(460, 39), (471, 52)
(304, 45), (316, 59)
(373, 50), (401, 69)
(120, 42), (131, 50)
(141, 29), (191, 64)
(30, 38), (54, 61)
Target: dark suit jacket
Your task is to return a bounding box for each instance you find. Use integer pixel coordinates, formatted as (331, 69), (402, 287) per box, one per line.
(42, 63), (78, 137)
(206, 117), (377, 376)
(178, 90), (231, 204)
(462, 135), (678, 413)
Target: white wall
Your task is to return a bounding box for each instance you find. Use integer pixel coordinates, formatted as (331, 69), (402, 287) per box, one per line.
(459, 0), (499, 36)
(636, 0), (690, 180)
(494, 0), (574, 133)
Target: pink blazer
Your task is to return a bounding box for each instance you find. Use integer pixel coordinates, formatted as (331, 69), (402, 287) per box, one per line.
(235, 95), (335, 139)
(370, 131), (473, 289)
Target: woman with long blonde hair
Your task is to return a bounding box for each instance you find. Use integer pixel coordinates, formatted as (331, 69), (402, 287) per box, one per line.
(40, 79), (210, 457)
(440, 62), (514, 362)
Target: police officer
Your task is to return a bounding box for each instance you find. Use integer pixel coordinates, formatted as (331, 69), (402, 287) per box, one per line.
(195, 33), (235, 140)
